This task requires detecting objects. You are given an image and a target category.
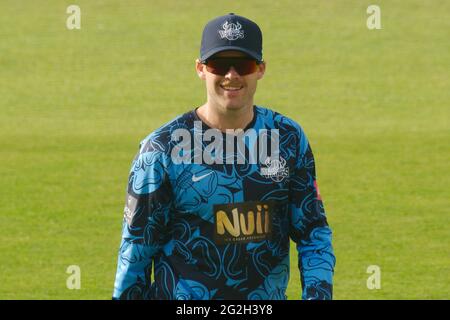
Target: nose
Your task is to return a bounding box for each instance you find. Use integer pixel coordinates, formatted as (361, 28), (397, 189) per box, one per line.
(224, 66), (240, 79)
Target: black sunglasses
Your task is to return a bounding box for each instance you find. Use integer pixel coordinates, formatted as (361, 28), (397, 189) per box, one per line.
(202, 57), (262, 76)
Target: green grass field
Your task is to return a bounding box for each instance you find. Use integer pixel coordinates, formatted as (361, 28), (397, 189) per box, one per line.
(0, 0), (448, 299)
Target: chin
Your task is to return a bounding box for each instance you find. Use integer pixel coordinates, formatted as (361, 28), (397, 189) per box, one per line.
(222, 100), (248, 110)
(224, 104), (243, 110)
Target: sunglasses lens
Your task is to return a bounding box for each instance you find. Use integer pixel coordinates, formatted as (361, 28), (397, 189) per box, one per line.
(205, 60), (229, 75)
(205, 58), (258, 76)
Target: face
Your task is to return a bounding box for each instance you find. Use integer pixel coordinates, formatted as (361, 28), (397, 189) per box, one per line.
(196, 51), (266, 112)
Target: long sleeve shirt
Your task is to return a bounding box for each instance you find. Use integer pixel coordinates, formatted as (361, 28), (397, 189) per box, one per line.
(113, 105), (336, 300)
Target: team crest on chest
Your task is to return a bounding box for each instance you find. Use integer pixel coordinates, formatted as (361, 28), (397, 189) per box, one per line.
(260, 157), (289, 182)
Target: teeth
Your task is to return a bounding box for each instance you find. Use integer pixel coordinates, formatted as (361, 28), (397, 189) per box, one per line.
(221, 85), (241, 91)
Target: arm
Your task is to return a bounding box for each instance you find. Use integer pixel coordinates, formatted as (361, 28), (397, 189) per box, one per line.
(113, 148), (172, 300)
(289, 137), (336, 300)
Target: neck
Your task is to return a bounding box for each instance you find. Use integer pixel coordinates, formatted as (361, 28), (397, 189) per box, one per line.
(196, 102), (254, 131)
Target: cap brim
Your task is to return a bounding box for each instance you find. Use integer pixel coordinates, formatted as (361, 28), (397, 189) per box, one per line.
(201, 46), (262, 62)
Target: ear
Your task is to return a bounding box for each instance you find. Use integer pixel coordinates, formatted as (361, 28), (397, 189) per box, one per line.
(256, 61), (266, 80)
(196, 59), (206, 80)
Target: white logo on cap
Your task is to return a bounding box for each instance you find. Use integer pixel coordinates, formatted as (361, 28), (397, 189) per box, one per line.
(219, 21), (244, 41)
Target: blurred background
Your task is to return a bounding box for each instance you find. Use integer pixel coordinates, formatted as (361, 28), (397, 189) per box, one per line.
(0, 0), (448, 299)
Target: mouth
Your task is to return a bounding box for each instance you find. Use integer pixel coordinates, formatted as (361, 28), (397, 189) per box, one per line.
(220, 84), (244, 92)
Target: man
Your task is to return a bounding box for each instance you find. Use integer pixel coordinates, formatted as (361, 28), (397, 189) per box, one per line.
(113, 13), (335, 300)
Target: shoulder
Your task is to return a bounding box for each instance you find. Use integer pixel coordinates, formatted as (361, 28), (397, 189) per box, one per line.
(138, 110), (195, 156)
(255, 105), (309, 156)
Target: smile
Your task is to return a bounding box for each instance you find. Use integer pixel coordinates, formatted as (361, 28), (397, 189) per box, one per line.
(220, 84), (243, 91)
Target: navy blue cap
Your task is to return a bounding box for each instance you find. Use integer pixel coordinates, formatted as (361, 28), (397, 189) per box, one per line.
(200, 13), (263, 62)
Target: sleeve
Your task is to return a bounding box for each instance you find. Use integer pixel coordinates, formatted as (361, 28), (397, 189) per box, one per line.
(289, 133), (336, 300)
(112, 147), (173, 300)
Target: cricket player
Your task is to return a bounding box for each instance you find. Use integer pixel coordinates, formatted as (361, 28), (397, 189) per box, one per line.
(113, 13), (335, 300)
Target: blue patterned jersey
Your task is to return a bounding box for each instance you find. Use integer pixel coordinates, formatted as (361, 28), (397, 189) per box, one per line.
(113, 106), (335, 300)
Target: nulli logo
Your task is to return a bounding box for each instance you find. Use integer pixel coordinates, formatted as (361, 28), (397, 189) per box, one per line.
(214, 201), (274, 244)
